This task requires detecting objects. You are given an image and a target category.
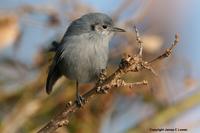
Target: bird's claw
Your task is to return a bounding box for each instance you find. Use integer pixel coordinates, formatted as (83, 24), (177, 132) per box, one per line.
(76, 95), (85, 107)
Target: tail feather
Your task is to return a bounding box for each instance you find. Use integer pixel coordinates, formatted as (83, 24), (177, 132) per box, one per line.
(46, 68), (61, 94)
(46, 45), (64, 94)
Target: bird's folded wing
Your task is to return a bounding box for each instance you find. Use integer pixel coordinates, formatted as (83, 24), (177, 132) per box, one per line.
(46, 47), (64, 94)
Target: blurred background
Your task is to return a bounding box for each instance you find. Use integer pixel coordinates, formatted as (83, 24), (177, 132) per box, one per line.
(0, 0), (200, 133)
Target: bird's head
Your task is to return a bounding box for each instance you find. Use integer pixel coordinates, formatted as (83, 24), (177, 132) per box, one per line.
(65, 12), (125, 39)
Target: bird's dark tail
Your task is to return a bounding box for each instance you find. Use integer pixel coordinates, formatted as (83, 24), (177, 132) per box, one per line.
(46, 67), (62, 94)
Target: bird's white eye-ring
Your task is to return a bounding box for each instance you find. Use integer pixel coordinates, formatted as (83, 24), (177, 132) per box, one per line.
(102, 25), (107, 29)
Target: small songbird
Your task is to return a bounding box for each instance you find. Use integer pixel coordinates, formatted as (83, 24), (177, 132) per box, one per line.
(46, 12), (125, 106)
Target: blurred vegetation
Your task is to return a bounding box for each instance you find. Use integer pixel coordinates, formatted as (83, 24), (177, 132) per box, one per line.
(0, 0), (199, 133)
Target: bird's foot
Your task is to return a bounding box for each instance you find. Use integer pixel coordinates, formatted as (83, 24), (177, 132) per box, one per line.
(76, 95), (85, 107)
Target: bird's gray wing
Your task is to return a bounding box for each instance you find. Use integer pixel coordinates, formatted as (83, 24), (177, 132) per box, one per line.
(46, 47), (64, 94)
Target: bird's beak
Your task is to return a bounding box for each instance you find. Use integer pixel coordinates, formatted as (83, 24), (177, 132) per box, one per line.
(111, 27), (126, 32)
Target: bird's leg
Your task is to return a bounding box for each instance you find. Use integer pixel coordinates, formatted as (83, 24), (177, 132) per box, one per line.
(75, 81), (85, 107)
(96, 69), (108, 94)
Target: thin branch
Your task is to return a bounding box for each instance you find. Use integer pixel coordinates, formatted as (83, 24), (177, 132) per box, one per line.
(134, 25), (143, 57)
(115, 79), (148, 89)
(37, 27), (179, 133)
(149, 33), (179, 64)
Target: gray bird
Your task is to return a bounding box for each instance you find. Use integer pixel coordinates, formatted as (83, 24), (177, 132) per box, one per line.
(46, 12), (125, 106)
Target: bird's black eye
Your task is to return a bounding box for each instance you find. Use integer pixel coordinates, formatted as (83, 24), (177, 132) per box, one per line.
(102, 25), (107, 29)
